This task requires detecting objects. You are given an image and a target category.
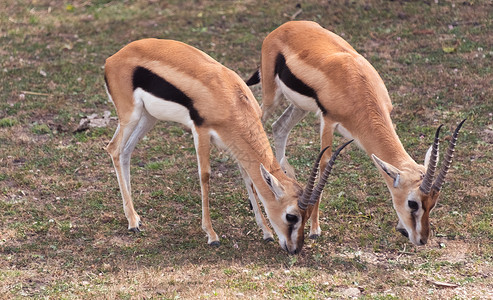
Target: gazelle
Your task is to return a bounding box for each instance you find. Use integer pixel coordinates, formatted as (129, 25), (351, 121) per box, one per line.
(246, 21), (465, 245)
(104, 38), (352, 254)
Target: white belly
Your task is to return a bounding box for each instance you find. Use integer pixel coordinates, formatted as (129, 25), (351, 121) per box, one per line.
(275, 75), (319, 112)
(134, 88), (193, 128)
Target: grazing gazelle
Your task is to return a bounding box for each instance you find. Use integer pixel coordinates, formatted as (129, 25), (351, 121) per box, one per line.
(246, 21), (465, 245)
(104, 38), (352, 254)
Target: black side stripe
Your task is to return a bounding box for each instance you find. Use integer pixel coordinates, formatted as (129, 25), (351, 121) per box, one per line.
(132, 66), (204, 126)
(274, 53), (327, 115)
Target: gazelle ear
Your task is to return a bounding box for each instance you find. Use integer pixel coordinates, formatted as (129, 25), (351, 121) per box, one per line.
(423, 145), (434, 170)
(260, 164), (285, 200)
(372, 154), (401, 188)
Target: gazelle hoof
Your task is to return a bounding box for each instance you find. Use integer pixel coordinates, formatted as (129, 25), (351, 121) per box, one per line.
(209, 241), (220, 247)
(129, 227), (141, 233)
(263, 237), (275, 243)
(309, 234), (320, 239)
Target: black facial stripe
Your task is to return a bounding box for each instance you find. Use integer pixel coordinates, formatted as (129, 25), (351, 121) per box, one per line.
(288, 224), (294, 237)
(132, 66), (204, 126)
(274, 53), (327, 115)
(411, 211), (417, 229)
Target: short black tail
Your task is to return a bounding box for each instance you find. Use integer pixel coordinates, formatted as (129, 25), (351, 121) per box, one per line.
(245, 69), (260, 86)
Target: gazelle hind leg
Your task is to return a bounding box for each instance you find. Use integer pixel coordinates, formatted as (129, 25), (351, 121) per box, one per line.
(121, 109), (157, 194)
(309, 117), (335, 238)
(261, 87), (283, 123)
(238, 165), (274, 241)
(272, 104), (308, 178)
(192, 126), (219, 245)
(107, 104), (156, 232)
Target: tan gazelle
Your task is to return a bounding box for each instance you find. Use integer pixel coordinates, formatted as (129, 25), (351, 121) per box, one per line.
(246, 21), (465, 245)
(104, 38), (352, 254)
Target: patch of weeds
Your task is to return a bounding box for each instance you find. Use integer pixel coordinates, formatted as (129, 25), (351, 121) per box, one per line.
(170, 239), (200, 251)
(286, 256), (298, 269)
(30, 220), (52, 234)
(74, 131), (88, 143)
(116, 291), (132, 300)
(0, 117), (18, 127)
(327, 191), (360, 214)
(6, 282), (24, 297)
(1, 102), (21, 116)
(400, 53), (423, 65)
(150, 190), (166, 200)
(88, 127), (112, 138)
(359, 232), (378, 247)
(331, 256), (367, 272)
(31, 123), (51, 135)
(88, 194), (105, 210)
(361, 295), (400, 300)
(146, 161), (163, 171)
(285, 281), (318, 295)
(419, 249), (441, 260)
(227, 277), (259, 291)
(471, 215), (493, 239)
(58, 220), (73, 235)
(457, 37), (484, 53)
(46, 281), (72, 294)
(167, 126), (187, 137)
(223, 268), (235, 276)
(0, 269), (22, 280)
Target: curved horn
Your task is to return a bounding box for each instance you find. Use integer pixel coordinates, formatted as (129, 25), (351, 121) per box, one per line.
(419, 125), (443, 194)
(308, 140), (354, 206)
(298, 146), (331, 210)
(432, 119), (466, 192)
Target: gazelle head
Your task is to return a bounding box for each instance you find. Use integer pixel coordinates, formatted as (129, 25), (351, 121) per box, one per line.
(372, 120), (466, 246)
(259, 140), (353, 254)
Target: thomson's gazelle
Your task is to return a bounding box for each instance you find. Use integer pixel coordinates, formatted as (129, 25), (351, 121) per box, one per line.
(104, 38), (352, 254)
(247, 21), (465, 245)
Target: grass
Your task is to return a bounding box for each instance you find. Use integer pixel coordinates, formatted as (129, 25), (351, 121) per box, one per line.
(1, 0), (492, 299)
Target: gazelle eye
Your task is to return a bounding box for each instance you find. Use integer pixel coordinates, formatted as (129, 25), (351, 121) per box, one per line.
(286, 214), (298, 223)
(408, 200), (419, 211)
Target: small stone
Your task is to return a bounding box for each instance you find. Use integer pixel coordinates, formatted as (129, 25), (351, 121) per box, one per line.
(342, 287), (361, 298)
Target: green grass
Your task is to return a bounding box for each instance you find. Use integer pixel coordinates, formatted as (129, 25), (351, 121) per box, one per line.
(1, 0), (492, 299)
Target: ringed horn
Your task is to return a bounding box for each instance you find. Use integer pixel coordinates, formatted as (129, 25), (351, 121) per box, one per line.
(298, 139), (354, 210)
(419, 119), (466, 195)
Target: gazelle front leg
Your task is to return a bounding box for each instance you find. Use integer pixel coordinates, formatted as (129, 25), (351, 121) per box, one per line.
(308, 117), (335, 238)
(238, 165), (274, 241)
(192, 126), (219, 245)
(272, 104), (308, 177)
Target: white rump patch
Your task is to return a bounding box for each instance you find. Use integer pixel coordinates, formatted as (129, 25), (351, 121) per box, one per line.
(275, 75), (319, 112)
(134, 88), (193, 128)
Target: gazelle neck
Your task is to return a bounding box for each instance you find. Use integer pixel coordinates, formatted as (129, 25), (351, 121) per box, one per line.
(366, 134), (415, 170)
(353, 114), (418, 173)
